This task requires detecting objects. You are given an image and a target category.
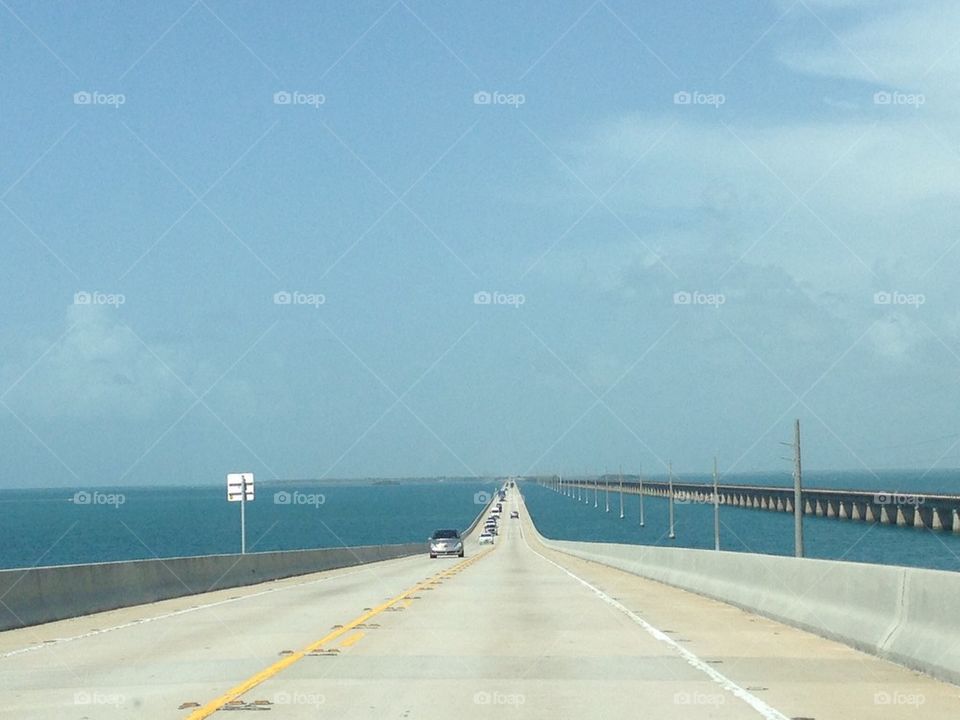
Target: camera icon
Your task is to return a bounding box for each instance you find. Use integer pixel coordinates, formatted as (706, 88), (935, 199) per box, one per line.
(873, 492), (891, 505)
(873, 91), (892, 105)
(673, 291), (692, 305)
(474, 490), (492, 505)
(873, 291), (892, 305)
(274, 491), (292, 505)
(473, 291), (492, 305)
(74, 291), (92, 305)
(474, 692), (491, 705)
(273, 290), (292, 305)
(72, 491), (92, 505)
(673, 91), (691, 105)
(73, 91), (92, 105)
(273, 91), (292, 105)
(473, 91), (491, 105)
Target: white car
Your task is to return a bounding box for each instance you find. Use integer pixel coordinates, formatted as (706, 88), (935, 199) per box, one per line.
(478, 532), (495, 545)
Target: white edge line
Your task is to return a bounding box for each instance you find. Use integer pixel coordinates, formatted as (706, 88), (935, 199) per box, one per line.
(518, 521), (791, 720)
(0, 563), (391, 659)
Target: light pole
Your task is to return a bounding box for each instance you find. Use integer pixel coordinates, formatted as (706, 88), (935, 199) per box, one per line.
(668, 462), (676, 540)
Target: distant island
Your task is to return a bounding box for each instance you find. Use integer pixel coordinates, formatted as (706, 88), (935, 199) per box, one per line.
(372, 479), (401, 486)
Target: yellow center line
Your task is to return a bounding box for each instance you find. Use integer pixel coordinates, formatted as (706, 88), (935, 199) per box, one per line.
(186, 546), (493, 718)
(337, 630), (365, 648)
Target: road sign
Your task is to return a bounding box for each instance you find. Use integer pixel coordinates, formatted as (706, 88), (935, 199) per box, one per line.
(227, 473), (254, 502)
(227, 472), (254, 555)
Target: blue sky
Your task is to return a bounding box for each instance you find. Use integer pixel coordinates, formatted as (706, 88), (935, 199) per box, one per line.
(3, 0), (960, 488)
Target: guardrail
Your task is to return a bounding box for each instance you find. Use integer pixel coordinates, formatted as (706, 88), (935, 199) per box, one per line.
(537, 535), (960, 685)
(0, 542), (422, 632)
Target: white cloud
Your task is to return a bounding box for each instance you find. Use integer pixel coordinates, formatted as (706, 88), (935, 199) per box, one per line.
(3, 304), (186, 420)
(779, 1), (960, 97)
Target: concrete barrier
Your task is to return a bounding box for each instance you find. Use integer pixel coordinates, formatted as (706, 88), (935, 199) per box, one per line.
(0, 542), (421, 632)
(530, 527), (960, 685)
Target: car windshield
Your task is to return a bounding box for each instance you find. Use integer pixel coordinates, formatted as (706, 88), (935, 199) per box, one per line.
(431, 529), (459, 539)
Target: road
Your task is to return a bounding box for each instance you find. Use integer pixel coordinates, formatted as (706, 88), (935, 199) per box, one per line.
(1, 488), (959, 718)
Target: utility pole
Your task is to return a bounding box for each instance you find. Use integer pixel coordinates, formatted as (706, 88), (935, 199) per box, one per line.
(793, 419), (804, 558)
(713, 456), (720, 551)
(619, 466), (624, 519)
(594, 474), (598, 508)
(668, 461), (676, 540)
(605, 472), (610, 512)
(780, 420), (804, 557)
(638, 464), (645, 527)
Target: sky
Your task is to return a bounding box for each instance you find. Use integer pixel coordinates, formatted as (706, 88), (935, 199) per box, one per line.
(3, 0), (960, 488)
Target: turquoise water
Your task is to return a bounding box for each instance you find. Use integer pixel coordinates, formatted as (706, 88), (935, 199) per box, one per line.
(5, 471), (960, 573)
(0, 480), (497, 570)
(522, 470), (960, 572)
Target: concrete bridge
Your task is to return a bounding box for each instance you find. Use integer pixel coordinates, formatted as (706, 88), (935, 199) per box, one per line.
(1, 485), (959, 718)
(558, 475), (960, 532)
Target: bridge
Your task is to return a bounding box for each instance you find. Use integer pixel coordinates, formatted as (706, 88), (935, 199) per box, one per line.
(557, 474), (960, 532)
(1, 484), (959, 718)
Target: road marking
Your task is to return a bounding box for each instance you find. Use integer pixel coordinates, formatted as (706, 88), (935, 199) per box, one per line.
(518, 516), (791, 720)
(337, 631), (365, 648)
(0, 563), (388, 660)
(186, 549), (491, 719)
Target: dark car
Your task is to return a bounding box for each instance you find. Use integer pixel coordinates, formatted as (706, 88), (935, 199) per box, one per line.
(428, 529), (463, 558)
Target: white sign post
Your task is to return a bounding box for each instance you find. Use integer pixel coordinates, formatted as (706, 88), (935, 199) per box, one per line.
(227, 473), (255, 554)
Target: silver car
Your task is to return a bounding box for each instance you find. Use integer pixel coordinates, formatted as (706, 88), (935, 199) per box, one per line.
(428, 529), (464, 558)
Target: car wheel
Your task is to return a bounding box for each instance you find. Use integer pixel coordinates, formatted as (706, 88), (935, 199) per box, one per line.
(429, 553), (436, 559)
(458, 550), (464, 557)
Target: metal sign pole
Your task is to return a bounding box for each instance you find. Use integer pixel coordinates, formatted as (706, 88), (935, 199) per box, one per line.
(227, 472), (254, 556)
(240, 488), (246, 555)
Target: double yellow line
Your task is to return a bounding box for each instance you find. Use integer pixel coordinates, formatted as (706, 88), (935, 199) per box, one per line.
(186, 551), (488, 718)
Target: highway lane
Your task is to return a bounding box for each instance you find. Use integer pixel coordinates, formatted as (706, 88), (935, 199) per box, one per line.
(2, 488), (960, 718)
(0, 526), (489, 718)
(188, 488), (960, 719)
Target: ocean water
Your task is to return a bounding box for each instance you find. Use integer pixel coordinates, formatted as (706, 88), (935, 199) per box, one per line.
(522, 470), (960, 572)
(0, 480), (498, 570)
(5, 471), (960, 573)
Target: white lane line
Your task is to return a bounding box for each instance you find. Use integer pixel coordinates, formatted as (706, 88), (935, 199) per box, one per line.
(518, 521), (791, 720)
(0, 563), (384, 659)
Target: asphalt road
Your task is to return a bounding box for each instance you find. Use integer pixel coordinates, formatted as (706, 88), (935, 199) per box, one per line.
(1, 488), (959, 718)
